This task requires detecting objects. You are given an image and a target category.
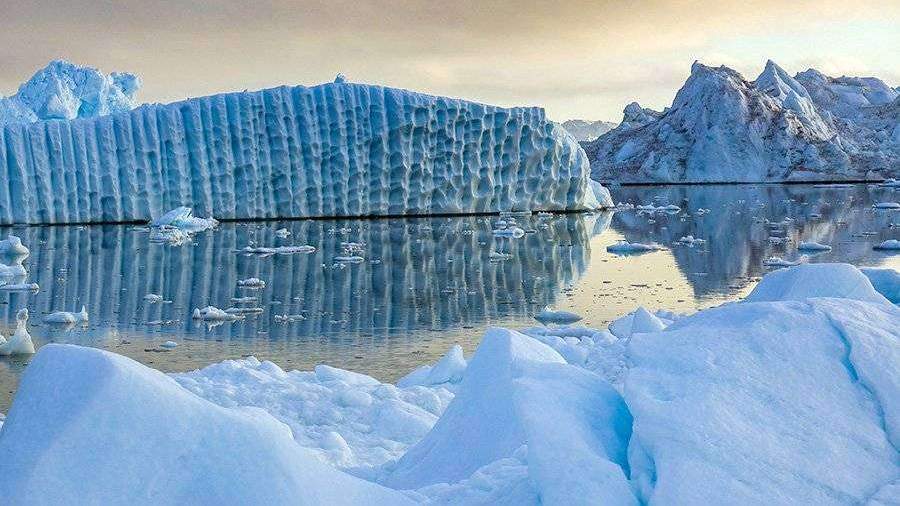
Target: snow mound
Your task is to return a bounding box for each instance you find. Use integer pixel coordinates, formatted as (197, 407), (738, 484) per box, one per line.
(0, 60), (139, 126)
(385, 328), (636, 504)
(625, 297), (900, 504)
(0, 77), (606, 224)
(746, 263), (889, 304)
(586, 60), (900, 182)
(862, 267), (900, 303)
(608, 306), (668, 339)
(0, 344), (412, 505)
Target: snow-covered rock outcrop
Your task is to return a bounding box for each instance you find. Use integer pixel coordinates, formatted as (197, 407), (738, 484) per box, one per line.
(587, 60), (900, 182)
(0, 60), (139, 126)
(0, 66), (606, 224)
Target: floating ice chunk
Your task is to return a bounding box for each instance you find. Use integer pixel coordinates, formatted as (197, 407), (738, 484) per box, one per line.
(0, 344), (414, 504)
(674, 235), (706, 247)
(334, 256), (365, 264)
(873, 202), (900, 209)
(225, 307), (264, 315)
(273, 314), (306, 323)
(237, 277), (266, 289)
(874, 239), (900, 251)
(861, 267), (900, 303)
(797, 241), (832, 252)
(274, 228), (291, 238)
(398, 345), (468, 388)
(492, 227), (525, 238)
(159, 341), (178, 349)
(880, 178), (900, 188)
(0, 236), (29, 257)
(489, 251), (512, 261)
(43, 306), (88, 325)
(238, 245), (317, 256)
(745, 263), (889, 304)
(534, 307), (583, 325)
(150, 206), (218, 231)
(192, 306), (244, 321)
(763, 256), (801, 267)
(608, 307), (667, 339)
(0, 283), (39, 292)
(0, 309), (34, 356)
(606, 241), (662, 254)
(144, 293), (164, 303)
(0, 261), (27, 279)
(230, 296), (257, 304)
(148, 226), (191, 245)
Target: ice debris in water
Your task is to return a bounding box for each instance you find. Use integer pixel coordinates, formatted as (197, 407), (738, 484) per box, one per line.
(534, 307), (583, 325)
(763, 256), (802, 267)
(43, 306), (88, 325)
(159, 341), (178, 349)
(674, 235), (706, 247)
(492, 226), (526, 238)
(0, 283), (39, 292)
(0, 236), (29, 257)
(606, 241), (663, 254)
(273, 314), (306, 323)
(238, 245), (317, 256)
(150, 206), (218, 231)
(144, 294), (164, 303)
(237, 277), (266, 289)
(0, 309), (34, 355)
(874, 239), (900, 251)
(873, 202), (900, 210)
(797, 241), (832, 252)
(192, 306), (244, 321)
(274, 228), (291, 238)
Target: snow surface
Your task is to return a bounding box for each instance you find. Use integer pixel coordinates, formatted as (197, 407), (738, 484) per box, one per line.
(0, 60), (139, 126)
(0, 75), (609, 224)
(586, 60), (900, 182)
(0, 344), (412, 505)
(1, 263), (898, 504)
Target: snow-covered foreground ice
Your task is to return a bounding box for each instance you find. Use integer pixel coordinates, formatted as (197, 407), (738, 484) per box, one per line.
(0, 263), (897, 504)
(0, 66), (608, 224)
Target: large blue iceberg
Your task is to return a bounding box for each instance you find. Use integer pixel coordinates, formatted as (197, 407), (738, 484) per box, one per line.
(0, 64), (606, 224)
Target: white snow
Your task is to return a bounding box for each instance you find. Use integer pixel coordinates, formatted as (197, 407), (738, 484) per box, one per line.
(0, 344), (413, 505)
(607, 307), (668, 339)
(0, 60), (139, 126)
(745, 263), (890, 304)
(0, 309), (33, 356)
(398, 345), (468, 388)
(43, 306), (88, 324)
(0, 76), (607, 224)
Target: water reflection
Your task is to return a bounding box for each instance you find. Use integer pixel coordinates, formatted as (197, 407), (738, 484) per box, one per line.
(609, 184), (900, 298)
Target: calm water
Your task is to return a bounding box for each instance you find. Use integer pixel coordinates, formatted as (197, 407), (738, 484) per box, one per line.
(1, 183), (898, 411)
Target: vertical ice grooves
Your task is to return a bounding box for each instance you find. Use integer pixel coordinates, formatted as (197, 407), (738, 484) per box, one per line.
(0, 82), (594, 224)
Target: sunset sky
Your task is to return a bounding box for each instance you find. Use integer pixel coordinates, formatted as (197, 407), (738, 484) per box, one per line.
(2, 0), (898, 121)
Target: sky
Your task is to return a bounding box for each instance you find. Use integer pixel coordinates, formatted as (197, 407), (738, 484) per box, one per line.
(1, 0), (898, 121)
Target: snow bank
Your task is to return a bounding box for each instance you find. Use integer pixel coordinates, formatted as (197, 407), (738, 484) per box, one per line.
(0, 77), (605, 224)
(0, 344), (412, 505)
(625, 296), (900, 504)
(745, 263), (890, 304)
(0, 60), (139, 126)
(385, 328), (635, 504)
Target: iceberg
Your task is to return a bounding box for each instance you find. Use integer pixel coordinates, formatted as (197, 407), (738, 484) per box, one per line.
(0, 66), (608, 224)
(587, 60), (900, 182)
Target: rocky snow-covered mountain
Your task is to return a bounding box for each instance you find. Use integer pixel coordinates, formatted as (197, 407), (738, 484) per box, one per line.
(586, 60), (900, 182)
(557, 119), (617, 142)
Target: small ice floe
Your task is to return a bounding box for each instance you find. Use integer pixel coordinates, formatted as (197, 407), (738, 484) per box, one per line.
(225, 307), (264, 315)
(492, 226), (525, 238)
(489, 251), (512, 261)
(0, 260), (27, 279)
(238, 245), (316, 256)
(0, 236), (29, 257)
(873, 239), (900, 251)
(637, 204), (680, 214)
(763, 257), (801, 268)
(44, 306), (89, 325)
(0, 283), (39, 292)
(237, 277), (266, 289)
(606, 241), (663, 255)
(274, 228), (291, 238)
(273, 314), (306, 323)
(797, 241), (832, 252)
(674, 235), (706, 247)
(149, 226), (192, 245)
(144, 294), (164, 304)
(873, 202), (900, 210)
(150, 206), (218, 231)
(230, 296), (257, 304)
(192, 306), (244, 321)
(879, 178), (900, 188)
(159, 341), (178, 349)
(534, 306), (583, 325)
(334, 255), (365, 264)
(340, 242), (366, 254)
(0, 309), (34, 356)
